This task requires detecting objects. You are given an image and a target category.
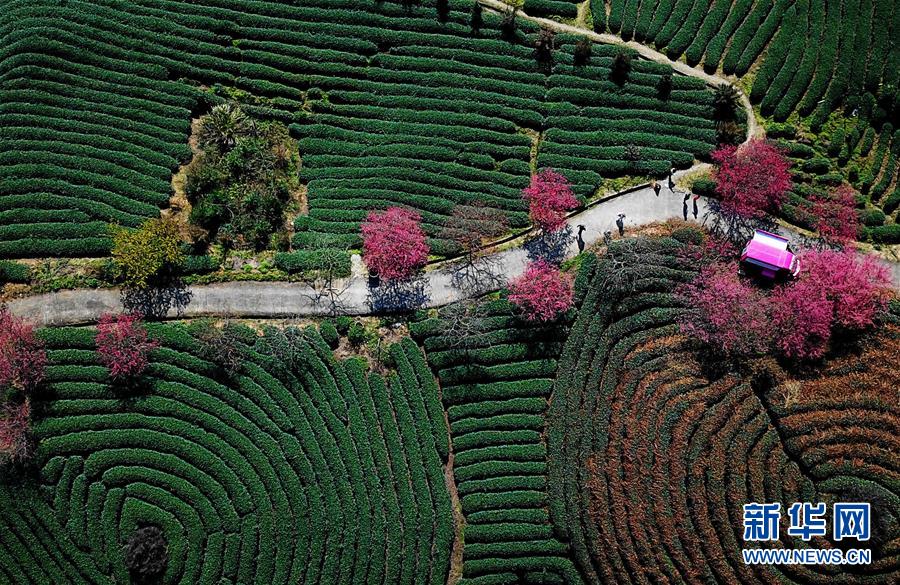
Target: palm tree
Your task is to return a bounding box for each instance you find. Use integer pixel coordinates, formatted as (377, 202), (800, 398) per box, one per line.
(713, 83), (740, 121)
(197, 103), (253, 152)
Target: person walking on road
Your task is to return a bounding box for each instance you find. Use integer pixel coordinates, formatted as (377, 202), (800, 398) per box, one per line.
(652, 179), (661, 197)
(603, 230), (612, 246)
(616, 213), (625, 237)
(692, 193), (700, 219)
(668, 167), (676, 191)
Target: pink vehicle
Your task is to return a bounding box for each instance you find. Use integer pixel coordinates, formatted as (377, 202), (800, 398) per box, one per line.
(740, 230), (801, 280)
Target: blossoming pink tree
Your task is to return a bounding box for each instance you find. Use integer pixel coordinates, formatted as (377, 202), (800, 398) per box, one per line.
(508, 260), (574, 322)
(0, 307), (47, 394)
(770, 280), (834, 359)
(95, 313), (159, 379)
(0, 308), (46, 463)
(712, 139), (792, 218)
(0, 399), (31, 463)
(361, 207), (429, 281)
(799, 248), (892, 331)
(677, 263), (773, 356)
(809, 184), (859, 246)
(521, 169), (579, 232)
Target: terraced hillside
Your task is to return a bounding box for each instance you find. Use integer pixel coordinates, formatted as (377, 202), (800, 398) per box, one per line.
(548, 236), (900, 584)
(593, 0), (899, 125)
(0, 325), (453, 585)
(411, 299), (582, 584)
(0, 0), (717, 259)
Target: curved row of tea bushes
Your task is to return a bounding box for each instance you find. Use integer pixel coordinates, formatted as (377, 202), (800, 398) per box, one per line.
(547, 237), (899, 584)
(411, 300), (583, 584)
(0, 323), (452, 584)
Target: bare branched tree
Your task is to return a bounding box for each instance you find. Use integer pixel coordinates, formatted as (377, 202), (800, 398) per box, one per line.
(596, 237), (665, 295)
(441, 202), (509, 296)
(299, 244), (353, 317)
(438, 298), (489, 354)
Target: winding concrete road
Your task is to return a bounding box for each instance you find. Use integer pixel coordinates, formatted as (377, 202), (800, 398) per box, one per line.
(5, 2), (896, 326)
(10, 174), (897, 326)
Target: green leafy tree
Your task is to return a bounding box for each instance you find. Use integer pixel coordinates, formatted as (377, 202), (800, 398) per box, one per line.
(110, 218), (183, 289)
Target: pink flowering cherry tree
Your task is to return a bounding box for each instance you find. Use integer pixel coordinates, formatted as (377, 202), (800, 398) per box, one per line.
(508, 259), (574, 322)
(361, 207), (429, 281)
(95, 312), (159, 379)
(770, 280), (835, 359)
(809, 184), (859, 246)
(799, 248), (892, 331)
(0, 308), (46, 463)
(0, 307), (47, 394)
(712, 139), (792, 218)
(677, 263), (773, 357)
(522, 169), (579, 233)
(0, 399), (31, 463)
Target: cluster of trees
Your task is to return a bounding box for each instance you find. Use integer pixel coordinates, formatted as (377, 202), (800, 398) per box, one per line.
(679, 248), (892, 360)
(710, 139), (865, 247)
(1, 307), (162, 463)
(185, 103), (300, 252)
(359, 167), (578, 322)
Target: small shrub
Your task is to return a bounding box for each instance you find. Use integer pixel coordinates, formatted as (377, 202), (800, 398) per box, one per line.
(0, 261), (29, 284)
(471, 2), (483, 34)
(347, 321), (367, 347)
(859, 208), (886, 227)
(180, 255), (219, 275)
(500, 9), (517, 40)
(691, 178), (716, 196)
(656, 73), (673, 100)
(766, 123), (797, 139)
(869, 224), (900, 244)
(334, 316), (352, 335)
(610, 50), (631, 85)
(671, 226), (705, 245)
(573, 38), (592, 65)
(319, 321), (339, 349)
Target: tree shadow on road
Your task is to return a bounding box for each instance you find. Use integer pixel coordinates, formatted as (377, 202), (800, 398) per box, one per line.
(448, 254), (506, 297)
(368, 275), (430, 314)
(121, 281), (192, 320)
(524, 226), (572, 265)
